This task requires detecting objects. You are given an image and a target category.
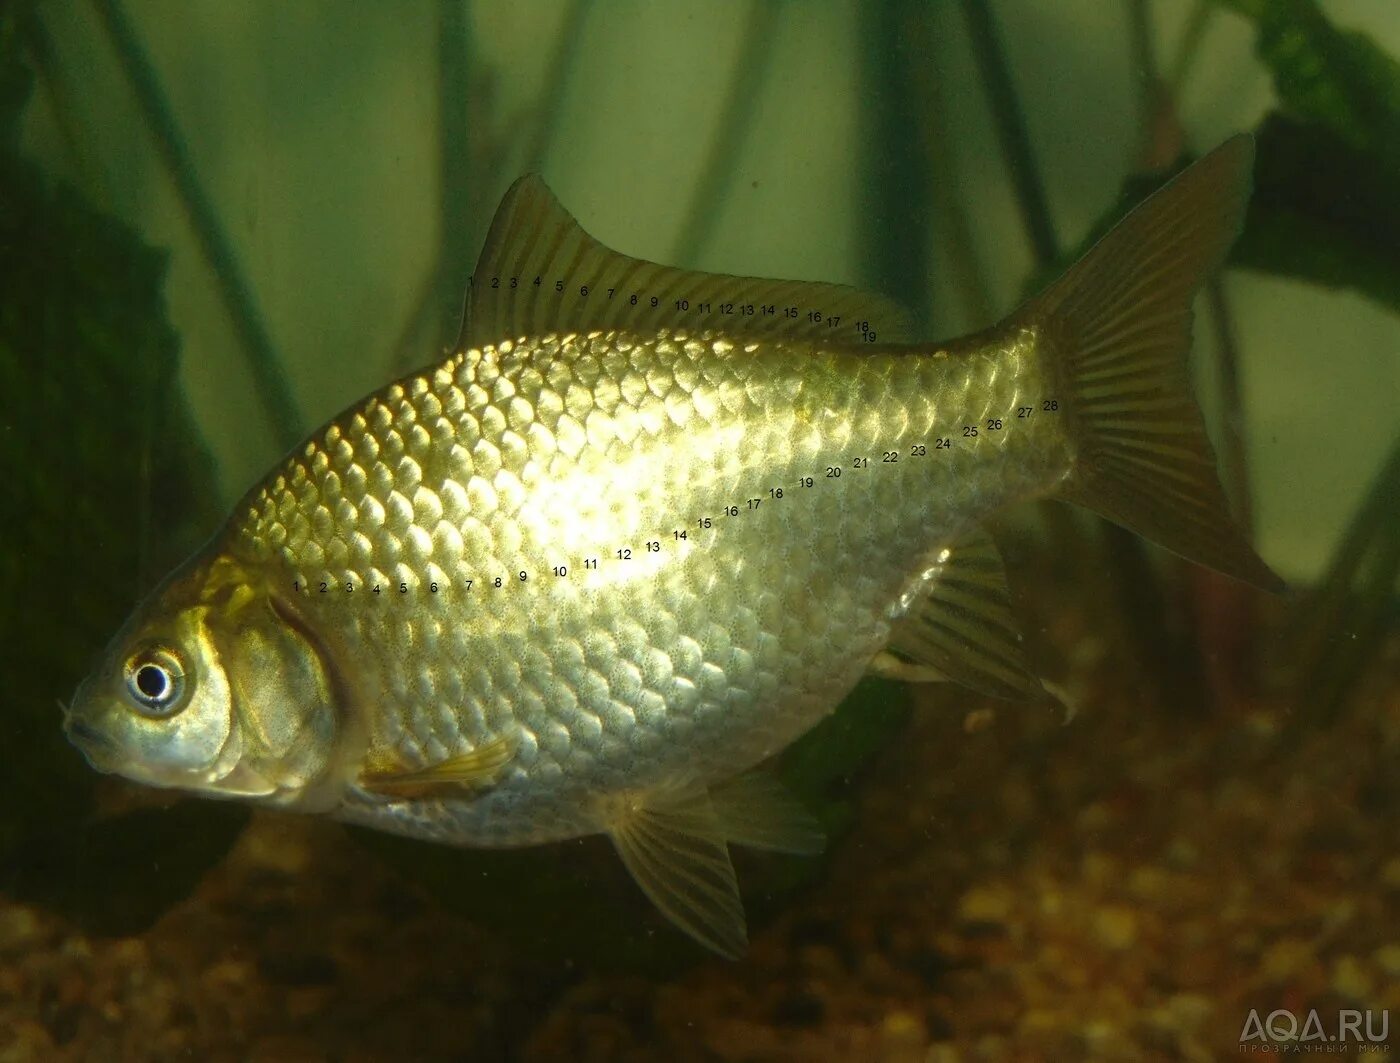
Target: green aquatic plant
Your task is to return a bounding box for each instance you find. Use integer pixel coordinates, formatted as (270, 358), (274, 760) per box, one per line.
(1217, 0), (1400, 173)
(1234, 114), (1400, 316)
(7, 0), (1396, 955)
(89, 0), (303, 450)
(0, 4), (245, 932)
(1283, 438), (1400, 728)
(1215, 0), (1400, 717)
(1213, 0), (1400, 314)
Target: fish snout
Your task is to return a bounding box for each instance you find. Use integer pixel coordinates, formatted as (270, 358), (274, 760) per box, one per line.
(63, 712), (120, 772)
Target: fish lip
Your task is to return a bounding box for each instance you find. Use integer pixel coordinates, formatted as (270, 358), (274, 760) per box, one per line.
(64, 716), (119, 770)
(64, 716), (110, 747)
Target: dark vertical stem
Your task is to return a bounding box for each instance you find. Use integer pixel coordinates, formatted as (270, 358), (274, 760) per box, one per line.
(388, 264), (445, 374)
(1167, 0), (1214, 95)
(1185, 276), (1258, 713)
(1121, 0), (1221, 708)
(523, 0), (594, 174)
(436, 0), (474, 350)
(1288, 435), (1400, 726)
(957, 0), (1058, 266)
(962, 0), (1199, 703)
(859, 0), (933, 330)
(954, 0), (1087, 602)
(1127, 0), (1160, 139)
(916, 44), (994, 330)
(1128, 0), (1259, 707)
(1206, 281), (1251, 532)
(91, 0), (303, 451)
(20, 7), (110, 200)
(672, 0), (782, 266)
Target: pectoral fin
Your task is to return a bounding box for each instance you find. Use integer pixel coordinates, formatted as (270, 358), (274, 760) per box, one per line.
(360, 734), (515, 798)
(884, 527), (1042, 700)
(459, 174), (914, 350)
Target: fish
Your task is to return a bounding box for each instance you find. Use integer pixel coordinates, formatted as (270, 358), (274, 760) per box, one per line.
(65, 136), (1280, 958)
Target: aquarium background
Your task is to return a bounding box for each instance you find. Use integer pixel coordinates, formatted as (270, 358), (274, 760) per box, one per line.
(2, 1), (1398, 1059)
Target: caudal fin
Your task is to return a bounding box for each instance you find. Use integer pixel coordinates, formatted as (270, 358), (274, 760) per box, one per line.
(1025, 135), (1283, 591)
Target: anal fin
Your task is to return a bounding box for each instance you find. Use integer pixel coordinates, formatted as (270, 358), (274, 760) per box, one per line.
(884, 527), (1041, 700)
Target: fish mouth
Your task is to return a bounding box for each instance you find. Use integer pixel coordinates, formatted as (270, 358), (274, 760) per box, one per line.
(63, 715), (120, 772)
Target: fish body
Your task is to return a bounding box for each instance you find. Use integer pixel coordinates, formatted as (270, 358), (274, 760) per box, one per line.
(240, 325), (1059, 848)
(67, 137), (1279, 956)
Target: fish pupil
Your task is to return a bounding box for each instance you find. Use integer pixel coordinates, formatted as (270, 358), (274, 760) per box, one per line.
(134, 664), (170, 702)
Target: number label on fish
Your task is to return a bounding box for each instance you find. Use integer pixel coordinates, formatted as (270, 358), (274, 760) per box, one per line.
(286, 398), (1061, 599)
(467, 275), (868, 339)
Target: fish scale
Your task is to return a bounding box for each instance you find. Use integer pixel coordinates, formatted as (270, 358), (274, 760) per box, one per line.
(68, 141), (1281, 955)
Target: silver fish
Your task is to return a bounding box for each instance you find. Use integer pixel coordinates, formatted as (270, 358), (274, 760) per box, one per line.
(66, 137), (1278, 956)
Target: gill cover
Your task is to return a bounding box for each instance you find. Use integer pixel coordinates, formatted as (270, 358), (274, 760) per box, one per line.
(205, 583), (344, 805)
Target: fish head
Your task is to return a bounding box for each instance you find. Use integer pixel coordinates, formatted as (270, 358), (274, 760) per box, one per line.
(65, 553), (346, 809)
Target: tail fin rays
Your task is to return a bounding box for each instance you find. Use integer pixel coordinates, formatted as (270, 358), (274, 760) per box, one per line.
(1027, 135), (1282, 591)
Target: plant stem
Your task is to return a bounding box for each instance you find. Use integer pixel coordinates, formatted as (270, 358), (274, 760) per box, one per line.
(1206, 281), (1251, 533)
(435, 0), (474, 350)
(91, 0), (302, 450)
(958, 0), (1058, 266)
(671, 0), (782, 266)
(1167, 0), (1214, 96)
(857, 0), (936, 329)
(20, 7), (111, 201)
(1289, 435), (1400, 724)
(915, 22), (993, 330)
(523, 0), (594, 174)
(1127, 0), (1160, 115)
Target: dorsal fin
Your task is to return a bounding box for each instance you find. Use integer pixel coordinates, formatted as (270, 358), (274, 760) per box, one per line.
(456, 175), (914, 351)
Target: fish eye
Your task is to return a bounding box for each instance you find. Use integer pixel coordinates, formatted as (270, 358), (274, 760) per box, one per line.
(123, 646), (188, 718)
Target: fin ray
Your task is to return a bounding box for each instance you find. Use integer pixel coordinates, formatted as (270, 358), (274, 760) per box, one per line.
(710, 771), (825, 855)
(1025, 135), (1282, 590)
(360, 734), (514, 797)
(459, 175), (914, 350)
(884, 527), (1041, 700)
(606, 788), (747, 959)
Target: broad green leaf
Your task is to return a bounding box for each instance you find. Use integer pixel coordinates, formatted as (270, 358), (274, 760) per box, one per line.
(1216, 0), (1400, 174)
(1235, 115), (1400, 316)
(1026, 115), (1400, 318)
